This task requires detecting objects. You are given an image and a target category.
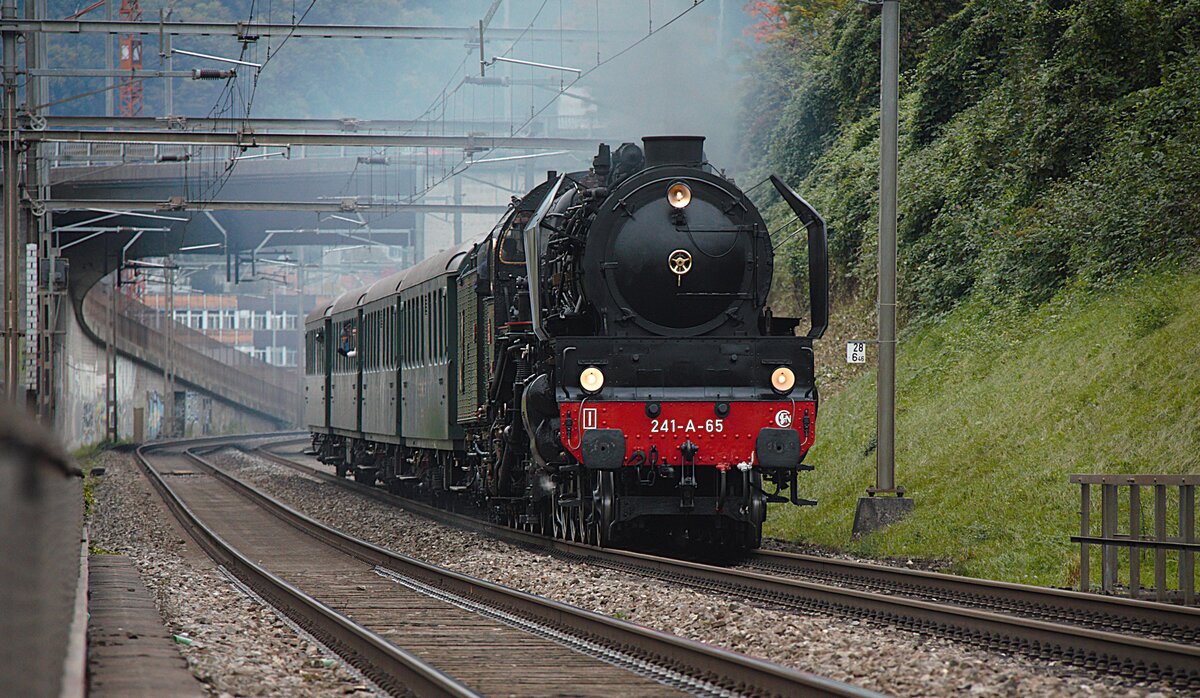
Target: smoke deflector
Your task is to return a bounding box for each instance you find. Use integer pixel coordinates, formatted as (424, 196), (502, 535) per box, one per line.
(770, 175), (829, 340)
(523, 174), (566, 341)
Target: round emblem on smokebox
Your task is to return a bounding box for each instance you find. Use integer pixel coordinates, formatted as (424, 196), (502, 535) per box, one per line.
(774, 409), (793, 428)
(668, 249), (693, 285)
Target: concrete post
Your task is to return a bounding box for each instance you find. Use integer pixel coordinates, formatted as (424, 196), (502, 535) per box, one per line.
(854, 0), (913, 536)
(3, 0), (20, 402)
(163, 264), (175, 437)
(876, 0), (900, 495)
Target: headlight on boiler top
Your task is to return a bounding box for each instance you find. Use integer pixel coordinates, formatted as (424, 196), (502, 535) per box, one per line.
(580, 367), (605, 394)
(667, 182), (692, 209)
(771, 366), (796, 394)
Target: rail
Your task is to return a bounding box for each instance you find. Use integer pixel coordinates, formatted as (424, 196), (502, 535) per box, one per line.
(83, 286), (301, 425)
(253, 440), (1200, 689)
(1072, 474), (1197, 605)
(142, 435), (877, 697)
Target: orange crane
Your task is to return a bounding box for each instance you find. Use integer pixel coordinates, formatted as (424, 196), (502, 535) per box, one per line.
(117, 0), (142, 116)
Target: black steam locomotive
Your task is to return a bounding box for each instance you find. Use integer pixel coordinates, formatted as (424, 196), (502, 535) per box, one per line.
(306, 136), (828, 549)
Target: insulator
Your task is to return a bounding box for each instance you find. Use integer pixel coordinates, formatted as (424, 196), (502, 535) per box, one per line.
(191, 69), (234, 80)
(356, 156), (389, 166)
(157, 153), (191, 162)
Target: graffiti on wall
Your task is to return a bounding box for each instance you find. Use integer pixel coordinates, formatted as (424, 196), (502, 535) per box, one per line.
(145, 390), (164, 440)
(183, 392), (212, 437)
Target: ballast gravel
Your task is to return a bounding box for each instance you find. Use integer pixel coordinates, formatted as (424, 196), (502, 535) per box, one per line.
(86, 450), (375, 697)
(208, 447), (1175, 698)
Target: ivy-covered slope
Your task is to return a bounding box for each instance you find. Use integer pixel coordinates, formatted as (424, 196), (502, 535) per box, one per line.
(744, 0), (1200, 319)
(742, 1), (1200, 581)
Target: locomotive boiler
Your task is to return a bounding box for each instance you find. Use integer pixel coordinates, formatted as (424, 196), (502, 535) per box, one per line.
(306, 135), (828, 549)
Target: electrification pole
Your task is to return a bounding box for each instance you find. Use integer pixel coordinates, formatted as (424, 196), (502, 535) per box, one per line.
(453, 174), (463, 245)
(877, 0), (899, 495)
(2, 0), (19, 403)
(163, 263), (175, 437)
(853, 0), (914, 535)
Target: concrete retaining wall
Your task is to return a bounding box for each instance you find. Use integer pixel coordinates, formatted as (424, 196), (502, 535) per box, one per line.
(56, 306), (276, 450)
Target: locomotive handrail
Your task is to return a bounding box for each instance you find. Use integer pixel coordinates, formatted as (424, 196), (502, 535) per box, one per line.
(770, 175), (829, 340)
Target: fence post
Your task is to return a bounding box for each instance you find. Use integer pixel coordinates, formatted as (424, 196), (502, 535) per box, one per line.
(1129, 484), (1140, 599)
(1154, 484), (1167, 603)
(1182, 484), (1195, 606)
(1101, 483), (1118, 593)
(1079, 482), (1090, 592)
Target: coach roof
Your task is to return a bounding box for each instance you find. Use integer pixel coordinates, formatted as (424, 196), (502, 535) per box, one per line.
(397, 238), (477, 293)
(304, 299), (335, 326)
(361, 269), (408, 306)
(330, 288), (367, 316)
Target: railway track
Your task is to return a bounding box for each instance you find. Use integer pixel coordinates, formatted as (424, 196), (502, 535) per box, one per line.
(256, 437), (1200, 690)
(137, 436), (877, 697)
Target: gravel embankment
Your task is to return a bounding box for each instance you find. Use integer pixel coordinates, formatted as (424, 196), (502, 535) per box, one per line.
(86, 450), (375, 697)
(213, 448), (1172, 698)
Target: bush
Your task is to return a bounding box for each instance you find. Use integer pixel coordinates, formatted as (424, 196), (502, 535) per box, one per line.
(744, 0), (1200, 321)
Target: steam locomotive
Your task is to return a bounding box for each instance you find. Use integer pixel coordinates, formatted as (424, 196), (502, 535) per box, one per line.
(305, 136), (828, 549)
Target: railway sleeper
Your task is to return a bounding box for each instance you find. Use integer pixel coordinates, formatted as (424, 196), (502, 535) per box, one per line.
(564, 552), (1200, 688)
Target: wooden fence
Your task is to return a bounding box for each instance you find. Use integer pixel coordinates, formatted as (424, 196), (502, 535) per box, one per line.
(1072, 474), (1197, 605)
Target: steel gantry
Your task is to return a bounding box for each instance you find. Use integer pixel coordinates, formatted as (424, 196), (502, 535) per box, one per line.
(0, 18), (601, 42)
(0, 7), (600, 419)
(21, 128), (598, 151)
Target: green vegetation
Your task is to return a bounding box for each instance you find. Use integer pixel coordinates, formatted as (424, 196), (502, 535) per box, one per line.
(745, 1), (1200, 583)
(74, 439), (125, 520)
(765, 268), (1200, 584)
(745, 0), (1200, 319)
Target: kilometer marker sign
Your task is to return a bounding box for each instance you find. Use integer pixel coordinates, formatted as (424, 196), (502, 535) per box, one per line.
(846, 341), (867, 364)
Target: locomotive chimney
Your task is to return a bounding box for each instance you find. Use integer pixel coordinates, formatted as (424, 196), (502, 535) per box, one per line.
(642, 136), (706, 168)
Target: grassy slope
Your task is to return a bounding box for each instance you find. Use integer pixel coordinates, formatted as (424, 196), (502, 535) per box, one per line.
(766, 268), (1200, 585)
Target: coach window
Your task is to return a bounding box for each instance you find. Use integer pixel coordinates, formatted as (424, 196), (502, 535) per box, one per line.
(337, 321), (356, 362)
(362, 317), (368, 369)
(363, 314), (371, 370)
(442, 290), (449, 361)
(369, 312), (378, 370)
(419, 294), (426, 366)
(442, 290), (448, 361)
(436, 291), (446, 364)
(366, 314), (374, 369)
